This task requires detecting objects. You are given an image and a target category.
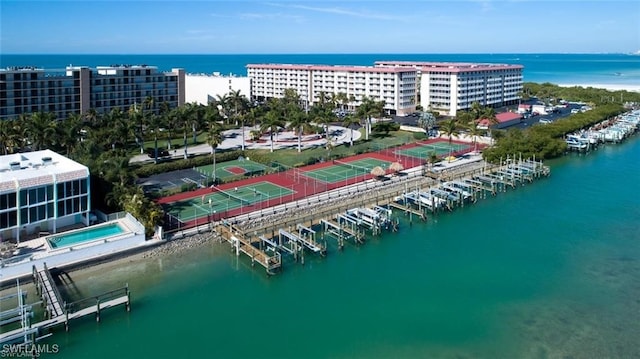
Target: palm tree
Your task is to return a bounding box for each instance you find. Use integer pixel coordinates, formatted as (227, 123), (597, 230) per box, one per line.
(143, 96), (155, 115)
(83, 108), (100, 128)
(288, 110), (310, 153)
(114, 112), (135, 150)
(441, 119), (460, 145)
(481, 107), (498, 126)
(227, 90), (248, 121)
(128, 103), (144, 154)
(260, 110), (285, 153)
(441, 119), (460, 163)
(0, 118), (22, 154)
(57, 113), (82, 156)
(226, 91), (249, 151)
(309, 104), (333, 143)
(481, 107), (498, 142)
(206, 122), (223, 183)
(179, 106), (191, 159)
(465, 120), (483, 152)
(165, 107), (180, 151)
(470, 101), (484, 120)
(335, 92), (349, 112)
(356, 96), (385, 141)
(25, 112), (57, 151)
(148, 113), (164, 164)
(99, 151), (133, 187)
(342, 114), (360, 147)
(213, 94), (230, 123)
(183, 102), (205, 144)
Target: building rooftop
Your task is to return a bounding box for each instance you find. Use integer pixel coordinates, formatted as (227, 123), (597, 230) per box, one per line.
(374, 61), (523, 73)
(247, 63), (415, 73)
(0, 150), (89, 191)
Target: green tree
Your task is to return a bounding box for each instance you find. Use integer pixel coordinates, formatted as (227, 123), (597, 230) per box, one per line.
(57, 113), (82, 156)
(342, 114), (360, 147)
(25, 112), (57, 151)
(128, 103), (145, 154)
(441, 118), (460, 145)
(206, 121), (223, 183)
(288, 109), (310, 153)
(260, 109), (285, 153)
(417, 111), (436, 133)
(148, 112), (164, 164)
(0, 118), (22, 154)
(356, 96), (385, 141)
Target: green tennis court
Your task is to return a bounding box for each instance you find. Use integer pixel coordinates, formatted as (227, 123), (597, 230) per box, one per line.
(395, 141), (471, 159)
(301, 157), (392, 183)
(196, 158), (268, 181)
(164, 181), (294, 221)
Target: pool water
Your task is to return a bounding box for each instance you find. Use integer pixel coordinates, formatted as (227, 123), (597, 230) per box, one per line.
(48, 223), (125, 248)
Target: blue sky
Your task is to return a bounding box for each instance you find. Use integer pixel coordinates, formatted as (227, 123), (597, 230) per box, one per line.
(1, 1), (638, 54)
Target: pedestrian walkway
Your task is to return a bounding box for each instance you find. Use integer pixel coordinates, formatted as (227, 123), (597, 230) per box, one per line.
(130, 125), (360, 164)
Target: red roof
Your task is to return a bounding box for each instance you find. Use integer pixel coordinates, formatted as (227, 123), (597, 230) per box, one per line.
(478, 112), (522, 126)
(247, 64), (413, 73)
(374, 61), (523, 73)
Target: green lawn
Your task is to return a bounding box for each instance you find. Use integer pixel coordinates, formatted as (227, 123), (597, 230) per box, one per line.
(248, 130), (415, 168)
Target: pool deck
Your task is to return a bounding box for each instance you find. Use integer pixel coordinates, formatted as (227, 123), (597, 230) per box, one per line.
(0, 215), (152, 285)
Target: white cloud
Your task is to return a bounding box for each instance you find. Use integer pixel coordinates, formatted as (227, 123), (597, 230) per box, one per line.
(233, 11), (306, 23)
(267, 3), (408, 21)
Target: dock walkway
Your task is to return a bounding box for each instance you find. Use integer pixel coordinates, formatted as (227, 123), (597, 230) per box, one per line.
(33, 264), (64, 318)
(217, 222), (281, 274)
(1, 265), (131, 346)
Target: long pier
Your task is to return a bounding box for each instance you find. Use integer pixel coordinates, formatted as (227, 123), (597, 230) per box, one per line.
(211, 158), (550, 274)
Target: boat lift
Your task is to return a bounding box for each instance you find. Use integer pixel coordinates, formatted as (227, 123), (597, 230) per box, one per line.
(278, 228), (326, 256)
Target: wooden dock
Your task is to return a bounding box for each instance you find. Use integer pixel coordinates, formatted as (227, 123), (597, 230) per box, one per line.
(33, 264), (64, 319)
(1, 265), (131, 346)
(387, 202), (427, 221)
(217, 222), (281, 274)
(210, 158), (551, 275)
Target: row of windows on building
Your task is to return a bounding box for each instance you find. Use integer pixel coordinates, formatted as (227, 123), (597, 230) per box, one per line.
(0, 179), (88, 229)
(0, 196), (88, 229)
(0, 179), (87, 210)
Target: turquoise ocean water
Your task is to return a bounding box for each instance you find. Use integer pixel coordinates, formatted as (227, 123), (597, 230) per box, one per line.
(47, 136), (640, 358)
(1, 54), (639, 358)
(2, 53), (640, 86)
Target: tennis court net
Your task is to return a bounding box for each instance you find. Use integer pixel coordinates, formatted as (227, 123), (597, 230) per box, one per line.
(212, 187), (251, 206)
(333, 160), (372, 173)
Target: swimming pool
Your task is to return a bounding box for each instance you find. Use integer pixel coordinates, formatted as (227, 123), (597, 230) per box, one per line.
(47, 223), (125, 249)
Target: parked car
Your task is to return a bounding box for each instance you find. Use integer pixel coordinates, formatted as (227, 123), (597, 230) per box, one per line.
(146, 148), (170, 158)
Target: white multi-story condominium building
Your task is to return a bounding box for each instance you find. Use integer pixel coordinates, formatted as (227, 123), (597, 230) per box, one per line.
(185, 72), (251, 105)
(247, 64), (417, 116)
(0, 65), (186, 120)
(375, 61), (523, 116)
(0, 150), (90, 243)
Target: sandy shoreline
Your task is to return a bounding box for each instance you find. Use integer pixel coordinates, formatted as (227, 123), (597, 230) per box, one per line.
(558, 83), (640, 93)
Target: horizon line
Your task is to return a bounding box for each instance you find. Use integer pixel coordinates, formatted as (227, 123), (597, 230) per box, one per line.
(2, 52), (638, 56)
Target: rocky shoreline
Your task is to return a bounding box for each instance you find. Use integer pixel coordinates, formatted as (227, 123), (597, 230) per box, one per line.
(140, 230), (222, 260)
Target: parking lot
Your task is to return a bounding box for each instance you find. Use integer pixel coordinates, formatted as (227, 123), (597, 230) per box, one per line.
(391, 97), (585, 130)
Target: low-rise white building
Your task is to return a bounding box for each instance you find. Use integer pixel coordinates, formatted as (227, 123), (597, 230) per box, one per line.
(0, 150), (90, 243)
(247, 64), (417, 116)
(185, 73), (251, 105)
